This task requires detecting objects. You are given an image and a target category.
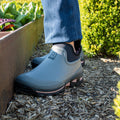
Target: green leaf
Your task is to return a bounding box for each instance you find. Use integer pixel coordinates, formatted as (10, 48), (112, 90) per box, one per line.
(0, 8), (4, 17)
(13, 23), (22, 29)
(4, 13), (14, 19)
(4, 2), (18, 17)
(15, 14), (26, 23)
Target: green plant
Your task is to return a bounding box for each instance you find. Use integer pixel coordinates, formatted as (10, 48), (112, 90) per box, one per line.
(79, 0), (120, 57)
(113, 81), (120, 120)
(0, 18), (16, 31)
(0, 1), (43, 30)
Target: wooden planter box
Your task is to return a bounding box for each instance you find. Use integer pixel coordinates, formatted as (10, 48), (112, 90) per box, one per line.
(0, 32), (11, 38)
(0, 17), (44, 115)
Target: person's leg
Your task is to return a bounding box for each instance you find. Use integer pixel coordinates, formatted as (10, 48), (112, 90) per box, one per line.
(42, 0), (82, 44)
(31, 0), (84, 68)
(15, 0), (83, 96)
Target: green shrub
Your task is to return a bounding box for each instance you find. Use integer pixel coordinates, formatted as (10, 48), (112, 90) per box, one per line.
(113, 81), (120, 120)
(79, 0), (120, 57)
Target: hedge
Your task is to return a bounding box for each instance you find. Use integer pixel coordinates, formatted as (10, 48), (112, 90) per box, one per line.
(79, 0), (120, 57)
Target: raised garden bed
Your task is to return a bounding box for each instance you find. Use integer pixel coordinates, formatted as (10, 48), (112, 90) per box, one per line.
(0, 17), (44, 115)
(0, 32), (11, 38)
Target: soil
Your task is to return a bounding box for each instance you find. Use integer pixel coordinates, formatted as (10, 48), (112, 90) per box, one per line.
(1, 34), (120, 120)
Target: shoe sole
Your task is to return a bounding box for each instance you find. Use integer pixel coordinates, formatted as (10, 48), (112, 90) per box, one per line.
(15, 77), (83, 97)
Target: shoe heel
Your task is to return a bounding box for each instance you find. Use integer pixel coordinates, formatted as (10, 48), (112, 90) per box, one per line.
(70, 77), (83, 87)
(70, 79), (77, 87)
(76, 77), (83, 86)
(81, 60), (85, 67)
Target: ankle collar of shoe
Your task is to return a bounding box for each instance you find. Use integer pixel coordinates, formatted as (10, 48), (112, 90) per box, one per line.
(52, 43), (81, 62)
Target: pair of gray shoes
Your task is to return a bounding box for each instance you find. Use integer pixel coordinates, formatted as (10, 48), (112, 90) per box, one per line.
(15, 43), (85, 96)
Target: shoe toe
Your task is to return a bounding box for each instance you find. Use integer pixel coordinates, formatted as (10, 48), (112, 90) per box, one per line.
(15, 74), (29, 86)
(15, 72), (64, 92)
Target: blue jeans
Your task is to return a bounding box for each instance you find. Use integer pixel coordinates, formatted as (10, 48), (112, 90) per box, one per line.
(41, 0), (82, 44)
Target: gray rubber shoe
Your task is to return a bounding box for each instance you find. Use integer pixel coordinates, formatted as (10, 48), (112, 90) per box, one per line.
(15, 44), (83, 96)
(31, 49), (85, 68)
(31, 54), (49, 68)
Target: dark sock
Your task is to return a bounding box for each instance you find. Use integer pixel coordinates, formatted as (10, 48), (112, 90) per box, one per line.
(74, 40), (82, 55)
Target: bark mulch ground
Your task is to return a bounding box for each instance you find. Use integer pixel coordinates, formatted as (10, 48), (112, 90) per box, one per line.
(1, 35), (120, 120)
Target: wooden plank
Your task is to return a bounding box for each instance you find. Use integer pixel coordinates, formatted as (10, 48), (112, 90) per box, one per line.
(0, 17), (44, 115)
